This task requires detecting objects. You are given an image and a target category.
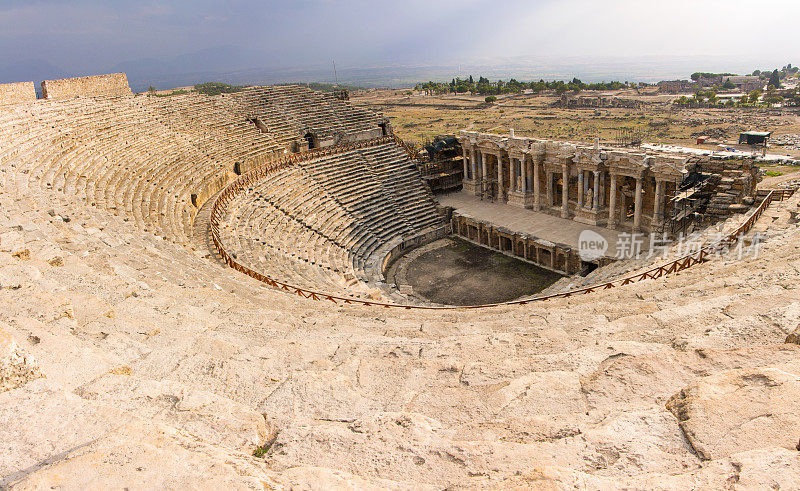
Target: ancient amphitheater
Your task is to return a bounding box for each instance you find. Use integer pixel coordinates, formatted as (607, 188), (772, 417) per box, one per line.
(1, 73), (799, 489)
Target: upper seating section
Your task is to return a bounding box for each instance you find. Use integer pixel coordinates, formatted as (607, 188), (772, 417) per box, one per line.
(0, 95), (253, 245)
(230, 85), (388, 148)
(0, 84), (392, 249)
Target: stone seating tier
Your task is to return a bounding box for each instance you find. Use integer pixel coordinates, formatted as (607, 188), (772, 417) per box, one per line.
(215, 142), (444, 296)
(0, 87), (389, 252)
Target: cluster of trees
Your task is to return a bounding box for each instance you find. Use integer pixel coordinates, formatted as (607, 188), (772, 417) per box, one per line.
(675, 87), (800, 107)
(194, 82), (246, 96)
(690, 72), (736, 81)
(752, 64), (798, 81)
(415, 76), (634, 96)
(751, 69), (785, 90)
(692, 64), (798, 92)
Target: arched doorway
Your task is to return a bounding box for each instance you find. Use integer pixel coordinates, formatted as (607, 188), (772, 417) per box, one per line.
(304, 132), (317, 150)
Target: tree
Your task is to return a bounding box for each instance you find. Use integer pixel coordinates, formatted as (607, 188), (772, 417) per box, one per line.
(468, 75), (474, 84)
(765, 94), (784, 105)
(769, 69), (781, 89)
(148, 85), (157, 94)
(749, 90), (761, 103)
(722, 78), (735, 89)
(485, 95), (497, 104)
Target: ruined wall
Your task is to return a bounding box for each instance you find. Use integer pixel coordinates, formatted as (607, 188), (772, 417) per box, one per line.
(0, 81), (37, 106)
(41, 73), (132, 100)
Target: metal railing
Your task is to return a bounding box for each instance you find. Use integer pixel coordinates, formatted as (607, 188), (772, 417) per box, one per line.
(209, 141), (792, 310)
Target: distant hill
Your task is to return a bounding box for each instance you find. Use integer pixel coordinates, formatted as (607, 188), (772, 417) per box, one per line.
(0, 59), (66, 87)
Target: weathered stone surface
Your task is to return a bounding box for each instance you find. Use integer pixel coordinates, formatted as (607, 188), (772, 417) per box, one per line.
(0, 263), (41, 289)
(0, 323), (42, 392)
(787, 325), (800, 344)
(3, 421), (273, 489)
(41, 73), (132, 99)
(0, 81), (36, 106)
(667, 361), (800, 460)
(75, 374), (272, 451)
(0, 379), (132, 477)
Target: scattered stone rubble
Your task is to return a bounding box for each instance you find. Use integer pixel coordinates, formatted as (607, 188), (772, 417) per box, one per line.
(696, 159), (760, 217)
(772, 133), (800, 150)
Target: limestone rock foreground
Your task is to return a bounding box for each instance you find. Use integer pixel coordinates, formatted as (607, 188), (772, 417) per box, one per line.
(0, 323), (42, 392)
(667, 361), (800, 461)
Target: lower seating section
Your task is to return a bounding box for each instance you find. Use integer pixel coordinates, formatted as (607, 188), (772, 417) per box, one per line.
(216, 142), (444, 297)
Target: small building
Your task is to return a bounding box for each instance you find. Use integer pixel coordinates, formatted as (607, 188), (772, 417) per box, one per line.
(738, 131), (771, 145)
(725, 76), (763, 92)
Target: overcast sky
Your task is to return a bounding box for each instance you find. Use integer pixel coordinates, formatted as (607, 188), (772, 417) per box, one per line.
(1, 0), (798, 84)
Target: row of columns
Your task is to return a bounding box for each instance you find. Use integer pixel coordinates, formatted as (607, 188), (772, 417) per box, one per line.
(461, 147), (675, 232)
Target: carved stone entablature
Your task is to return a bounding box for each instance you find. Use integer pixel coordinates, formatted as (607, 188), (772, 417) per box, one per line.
(650, 155), (687, 180)
(476, 139), (504, 154)
(507, 138), (529, 156)
(574, 146), (603, 170)
(607, 151), (648, 177)
(528, 141), (547, 161)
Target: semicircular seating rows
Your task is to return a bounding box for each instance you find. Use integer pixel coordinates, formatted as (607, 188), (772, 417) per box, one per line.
(215, 142), (445, 297)
(0, 85), (391, 257)
(230, 85), (387, 146)
(0, 93), (277, 246)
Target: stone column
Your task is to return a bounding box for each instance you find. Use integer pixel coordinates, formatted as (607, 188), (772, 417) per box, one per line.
(509, 157), (516, 193)
(584, 170), (590, 196)
(546, 170), (553, 207)
(521, 156), (528, 193)
(633, 176), (643, 231)
(577, 171), (584, 207)
(653, 179), (664, 221)
(462, 147), (469, 179)
(470, 147), (477, 181)
(593, 170), (600, 210)
(608, 173), (618, 228)
(599, 172), (606, 206)
(561, 164), (569, 218)
(533, 161), (541, 210)
(481, 151), (487, 193)
(497, 154), (504, 199)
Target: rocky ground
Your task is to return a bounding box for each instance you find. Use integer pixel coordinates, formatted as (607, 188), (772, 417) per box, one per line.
(353, 89), (800, 158)
(2, 174), (800, 488)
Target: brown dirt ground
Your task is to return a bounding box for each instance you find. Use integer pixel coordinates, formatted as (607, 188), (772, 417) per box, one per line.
(352, 89), (800, 158)
(404, 237), (562, 306)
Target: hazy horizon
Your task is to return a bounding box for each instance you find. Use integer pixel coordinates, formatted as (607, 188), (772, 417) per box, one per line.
(1, 1), (798, 91)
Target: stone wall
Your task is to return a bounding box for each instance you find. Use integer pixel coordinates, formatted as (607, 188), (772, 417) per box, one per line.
(41, 73), (132, 100)
(554, 94), (644, 109)
(0, 81), (37, 106)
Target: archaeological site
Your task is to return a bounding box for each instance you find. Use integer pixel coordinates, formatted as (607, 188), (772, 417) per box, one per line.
(1, 67), (800, 490)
